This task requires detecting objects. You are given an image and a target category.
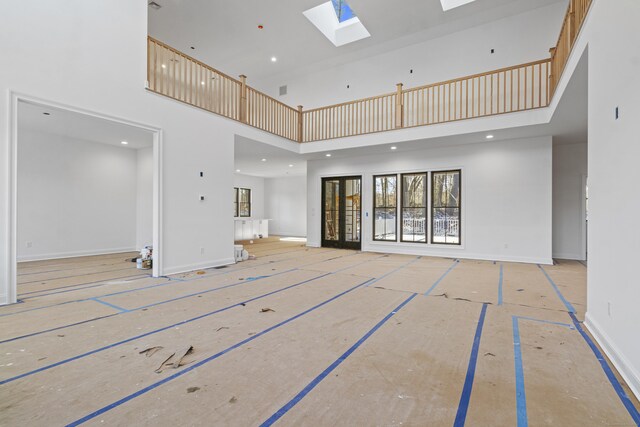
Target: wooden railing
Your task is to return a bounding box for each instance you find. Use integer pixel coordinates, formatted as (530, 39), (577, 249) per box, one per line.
(301, 59), (550, 142)
(147, 37), (300, 141)
(147, 0), (591, 143)
(549, 0), (592, 96)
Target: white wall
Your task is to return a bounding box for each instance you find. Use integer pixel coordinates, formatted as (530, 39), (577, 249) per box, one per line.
(307, 136), (553, 264)
(0, 0), (301, 303)
(552, 142), (587, 260)
(265, 176), (307, 237)
(257, 2), (567, 109)
(582, 0), (640, 400)
(233, 174), (265, 219)
(17, 131), (138, 261)
(136, 146), (154, 249)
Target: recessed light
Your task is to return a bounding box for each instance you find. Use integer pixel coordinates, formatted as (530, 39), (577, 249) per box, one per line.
(390, 146), (397, 150)
(42, 112), (50, 116)
(486, 134), (494, 139)
(289, 164), (294, 167)
(261, 158), (267, 162)
(236, 169), (241, 173)
(121, 141), (129, 145)
(325, 153), (332, 157)
(201, 81), (205, 85)
(161, 64), (166, 69)
(271, 57), (277, 63)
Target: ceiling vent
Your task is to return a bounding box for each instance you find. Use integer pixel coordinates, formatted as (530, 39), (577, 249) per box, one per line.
(148, 1), (162, 10)
(279, 85), (288, 96)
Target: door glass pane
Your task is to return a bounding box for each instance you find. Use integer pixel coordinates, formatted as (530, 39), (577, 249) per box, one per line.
(324, 180), (340, 241)
(345, 178), (361, 242)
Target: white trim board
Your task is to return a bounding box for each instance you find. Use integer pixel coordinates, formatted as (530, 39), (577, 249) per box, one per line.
(3, 91), (164, 306)
(161, 257), (236, 276)
(16, 247), (137, 263)
(584, 313), (640, 401)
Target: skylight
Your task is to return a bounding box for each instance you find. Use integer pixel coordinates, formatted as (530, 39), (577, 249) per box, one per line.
(304, 1), (370, 47)
(440, 0), (477, 11)
(331, 0), (356, 23)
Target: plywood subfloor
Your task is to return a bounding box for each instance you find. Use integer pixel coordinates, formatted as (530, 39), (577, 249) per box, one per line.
(1, 242), (638, 426)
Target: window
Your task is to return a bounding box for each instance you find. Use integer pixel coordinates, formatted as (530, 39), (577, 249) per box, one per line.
(432, 170), (461, 244)
(401, 173), (427, 243)
(238, 188), (251, 217)
(373, 175), (397, 241)
(234, 187), (239, 217)
(234, 187), (251, 218)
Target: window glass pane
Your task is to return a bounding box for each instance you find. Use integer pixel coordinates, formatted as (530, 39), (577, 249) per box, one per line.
(239, 188), (251, 217)
(402, 208), (426, 242)
(375, 208), (396, 241)
(432, 171), (461, 244)
(374, 175), (397, 241)
(401, 174), (427, 243)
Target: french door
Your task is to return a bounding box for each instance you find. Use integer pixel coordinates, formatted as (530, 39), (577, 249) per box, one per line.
(321, 176), (362, 250)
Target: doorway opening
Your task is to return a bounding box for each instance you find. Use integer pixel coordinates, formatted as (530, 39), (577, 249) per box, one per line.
(321, 176), (361, 250)
(4, 94), (163, 305)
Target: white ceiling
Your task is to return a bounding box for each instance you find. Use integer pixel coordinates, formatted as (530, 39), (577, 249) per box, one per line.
(148, 0), (565, 85)
(18, 101), (154, 149)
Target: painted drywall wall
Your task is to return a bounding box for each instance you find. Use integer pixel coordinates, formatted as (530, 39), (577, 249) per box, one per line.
(257, 2), (567, 109)
(552, 142), (587, 260)
(0, 0), (300, 303)
(233, 174), (265, 219)
(265, 176), (307, 237)
(307, 136), (553, 263)
(17, 130), (137, 261)
(136, 146), (154, 250)
(582, 0), (640, 400)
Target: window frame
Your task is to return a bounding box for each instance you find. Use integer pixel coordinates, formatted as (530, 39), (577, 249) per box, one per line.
(400, 172), (428, 244)
(236, 187), (252, 218)
(233, 187), (239, 218)
(430, 169), (462, 246)
(372, 174), (398, 242)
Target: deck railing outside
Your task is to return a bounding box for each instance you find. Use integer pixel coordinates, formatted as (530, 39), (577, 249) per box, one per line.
(146, 0), (591, 143)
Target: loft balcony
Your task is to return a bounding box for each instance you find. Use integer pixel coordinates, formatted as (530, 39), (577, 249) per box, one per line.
(146, 0), (591, 144)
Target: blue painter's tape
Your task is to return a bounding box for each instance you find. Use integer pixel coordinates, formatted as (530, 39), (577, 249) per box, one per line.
(89, 298), (129, 313)
(569, 313), (640, 426)
(512, 317), (528, 427)
(537, 265), (576, 313)
(260, 293), (417, 427)
(511, 315), (574, 427)
(498, 264), (504, 306)
(454, 303), (489, 427)
(1, 252), (381, 344)
(365, 256), (422, 287)
(65, 276), (376, 427)
(0, 271), (333, 386)
(424, 259), (459, 296)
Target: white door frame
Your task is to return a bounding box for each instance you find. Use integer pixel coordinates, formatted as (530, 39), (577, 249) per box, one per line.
(3, 91), (164, 305)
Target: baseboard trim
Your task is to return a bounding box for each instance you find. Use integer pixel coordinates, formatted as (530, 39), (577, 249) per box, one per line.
(17, 247), (137, 262)
(553, 252), (586, 261)
(272, 232), (307, 238)
(162, 257), (236, 276)
(584, 313), (640, 401)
